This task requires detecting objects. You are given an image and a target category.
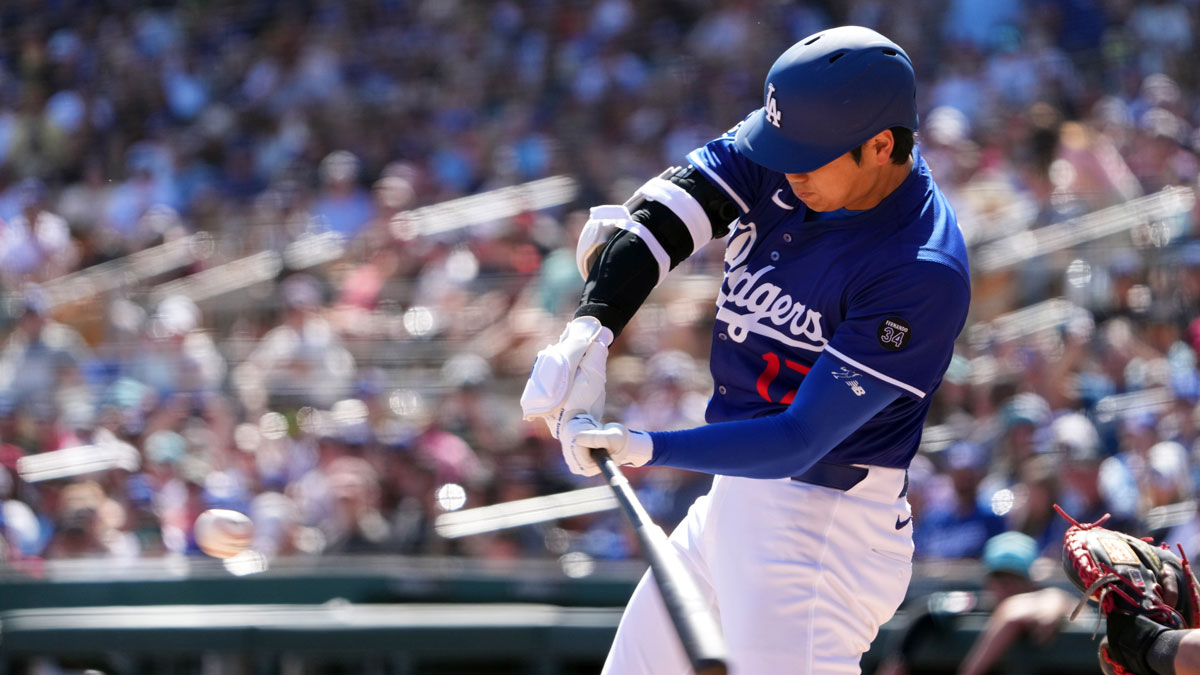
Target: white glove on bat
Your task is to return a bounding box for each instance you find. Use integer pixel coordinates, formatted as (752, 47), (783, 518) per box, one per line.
(520, 316), (613, 439)
(575, 205), (632, 280)
(562, 416), (653, 477)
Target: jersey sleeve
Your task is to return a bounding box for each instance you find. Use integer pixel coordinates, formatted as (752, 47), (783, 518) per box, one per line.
(823, 261), (970, 399)
(648, 350), (901, 478)
(686, 115), (776, 216)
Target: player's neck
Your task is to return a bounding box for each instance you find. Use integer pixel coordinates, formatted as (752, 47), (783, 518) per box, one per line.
(845, 156), (913, 211)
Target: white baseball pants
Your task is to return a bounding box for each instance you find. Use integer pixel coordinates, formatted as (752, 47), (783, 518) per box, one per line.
(601, 469), (913, 674)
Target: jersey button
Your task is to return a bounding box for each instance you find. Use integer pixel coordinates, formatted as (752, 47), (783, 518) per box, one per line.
(718, 385), (727, 395)
(718, 332), (728, 341)
(770, 250), (780, 261)
(783, 233), (793, 243)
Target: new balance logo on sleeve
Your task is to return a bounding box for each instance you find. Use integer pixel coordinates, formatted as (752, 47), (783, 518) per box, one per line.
(833, 367), (866, 396)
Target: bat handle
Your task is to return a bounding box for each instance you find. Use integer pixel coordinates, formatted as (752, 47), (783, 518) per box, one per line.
(589, 448), (650, 528)
(588, 447), (729, 675)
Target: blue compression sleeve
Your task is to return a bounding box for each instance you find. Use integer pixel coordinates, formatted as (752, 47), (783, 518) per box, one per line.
(647, 352), (902, 478)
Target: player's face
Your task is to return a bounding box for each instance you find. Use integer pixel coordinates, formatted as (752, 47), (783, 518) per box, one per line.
(784, 153), (871, 212)
(784, 131), (908, 212)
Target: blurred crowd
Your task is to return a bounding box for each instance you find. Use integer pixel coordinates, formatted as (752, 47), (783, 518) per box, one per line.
(1, 0), (1200, 575)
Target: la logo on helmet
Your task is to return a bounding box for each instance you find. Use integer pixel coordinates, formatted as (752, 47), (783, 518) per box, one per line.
(764, 83), (782, 128)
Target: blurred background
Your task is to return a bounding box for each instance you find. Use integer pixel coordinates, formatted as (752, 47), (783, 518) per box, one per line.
(0, 0), (1199, 673)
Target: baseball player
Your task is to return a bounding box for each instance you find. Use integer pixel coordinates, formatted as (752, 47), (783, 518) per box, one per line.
(522, 25), (970, 673)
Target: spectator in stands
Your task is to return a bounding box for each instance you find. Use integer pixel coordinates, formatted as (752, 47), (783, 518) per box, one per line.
(978, 393), (1051, 509)
(1058, 114), (1145, 211)
(957, 532), (1077, 675)
(1052, 412), (1132, 531)
(621, 350), (708, 433)
(0, 286), (91, 431)
(321, 456), (391, 554)
(131, 294), (226, 398)
(435, 352), (512, 454)
(0, 179), (77, 284)
(1102, 410), (1163, 521)
(234, 273), (356, 410)
(380, 441), (439, 556)
(0, 452), (41, 560)
(103, 145), (182, 252)
(333, 244), (403, 334)
(42, 480), (136, 559)
(248, 491), (304, 559)
(55, 158), (114, 250)
(311, 150), (375, 240)
(1005, 453), (1065, 555)
(914, 441), (1006, 560)
(121, 473), (167, 557)
(1145, 440), (1193, 510)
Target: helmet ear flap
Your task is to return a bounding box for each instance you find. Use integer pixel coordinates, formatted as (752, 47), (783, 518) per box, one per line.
(735, 26), (919, 174)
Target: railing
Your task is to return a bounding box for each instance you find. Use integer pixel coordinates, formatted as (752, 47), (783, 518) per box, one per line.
(4, 174), (580, 316)
(39, 232), (213, 308)
(0, 555), (1095, 675)
(149, 231), (345, 305)
(0, 603), (1106, 675)
(399, 175), (578, 238)
(974, 185), (1195, 273)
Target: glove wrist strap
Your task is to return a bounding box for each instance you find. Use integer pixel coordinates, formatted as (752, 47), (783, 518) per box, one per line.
(1147, 630), (1184, 675)
(626, 429), (654, 467)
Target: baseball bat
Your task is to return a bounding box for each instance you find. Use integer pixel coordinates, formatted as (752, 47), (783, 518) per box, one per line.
(590, 448), (729, 675)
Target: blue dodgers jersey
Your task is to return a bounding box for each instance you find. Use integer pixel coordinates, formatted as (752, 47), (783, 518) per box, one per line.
(686, 125), (970, 469)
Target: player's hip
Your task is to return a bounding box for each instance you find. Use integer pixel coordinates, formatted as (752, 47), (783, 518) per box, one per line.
(698, 473), (913, 661)
(703, 470), (913, 557)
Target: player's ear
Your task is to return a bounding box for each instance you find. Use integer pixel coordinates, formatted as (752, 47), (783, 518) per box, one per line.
(867, 130), (895, 166)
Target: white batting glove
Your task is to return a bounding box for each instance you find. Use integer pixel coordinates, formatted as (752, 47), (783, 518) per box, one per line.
(563, 417), (654, 477)
(520, 316), (613, 439)
(575, 205), (633, 280)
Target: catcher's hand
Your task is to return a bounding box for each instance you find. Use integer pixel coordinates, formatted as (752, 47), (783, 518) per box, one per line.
(1055, 505), (1200, 674)
(1100, 611), (1172, 675)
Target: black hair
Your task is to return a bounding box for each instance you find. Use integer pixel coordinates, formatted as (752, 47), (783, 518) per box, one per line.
(850, 127), (915, 165)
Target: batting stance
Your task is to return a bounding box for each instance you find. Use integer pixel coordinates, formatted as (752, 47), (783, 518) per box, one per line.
(522, 25), (970, 674)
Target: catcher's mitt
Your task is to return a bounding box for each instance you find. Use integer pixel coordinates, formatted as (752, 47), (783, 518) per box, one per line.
(1055, 504), (1200, 675)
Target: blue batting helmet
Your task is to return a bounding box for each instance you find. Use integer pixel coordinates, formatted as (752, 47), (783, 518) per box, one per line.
(735, 26), (919, 174)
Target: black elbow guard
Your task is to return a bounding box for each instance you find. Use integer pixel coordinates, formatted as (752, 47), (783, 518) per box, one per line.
(620, 164), (739, 281)
(576, 164), (739, 336)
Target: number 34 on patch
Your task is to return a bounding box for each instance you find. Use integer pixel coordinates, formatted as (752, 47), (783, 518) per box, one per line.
(877, 317), (911, 351)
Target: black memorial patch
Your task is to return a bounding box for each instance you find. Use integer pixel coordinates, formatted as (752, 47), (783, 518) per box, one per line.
(877, 317), (911, 351)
